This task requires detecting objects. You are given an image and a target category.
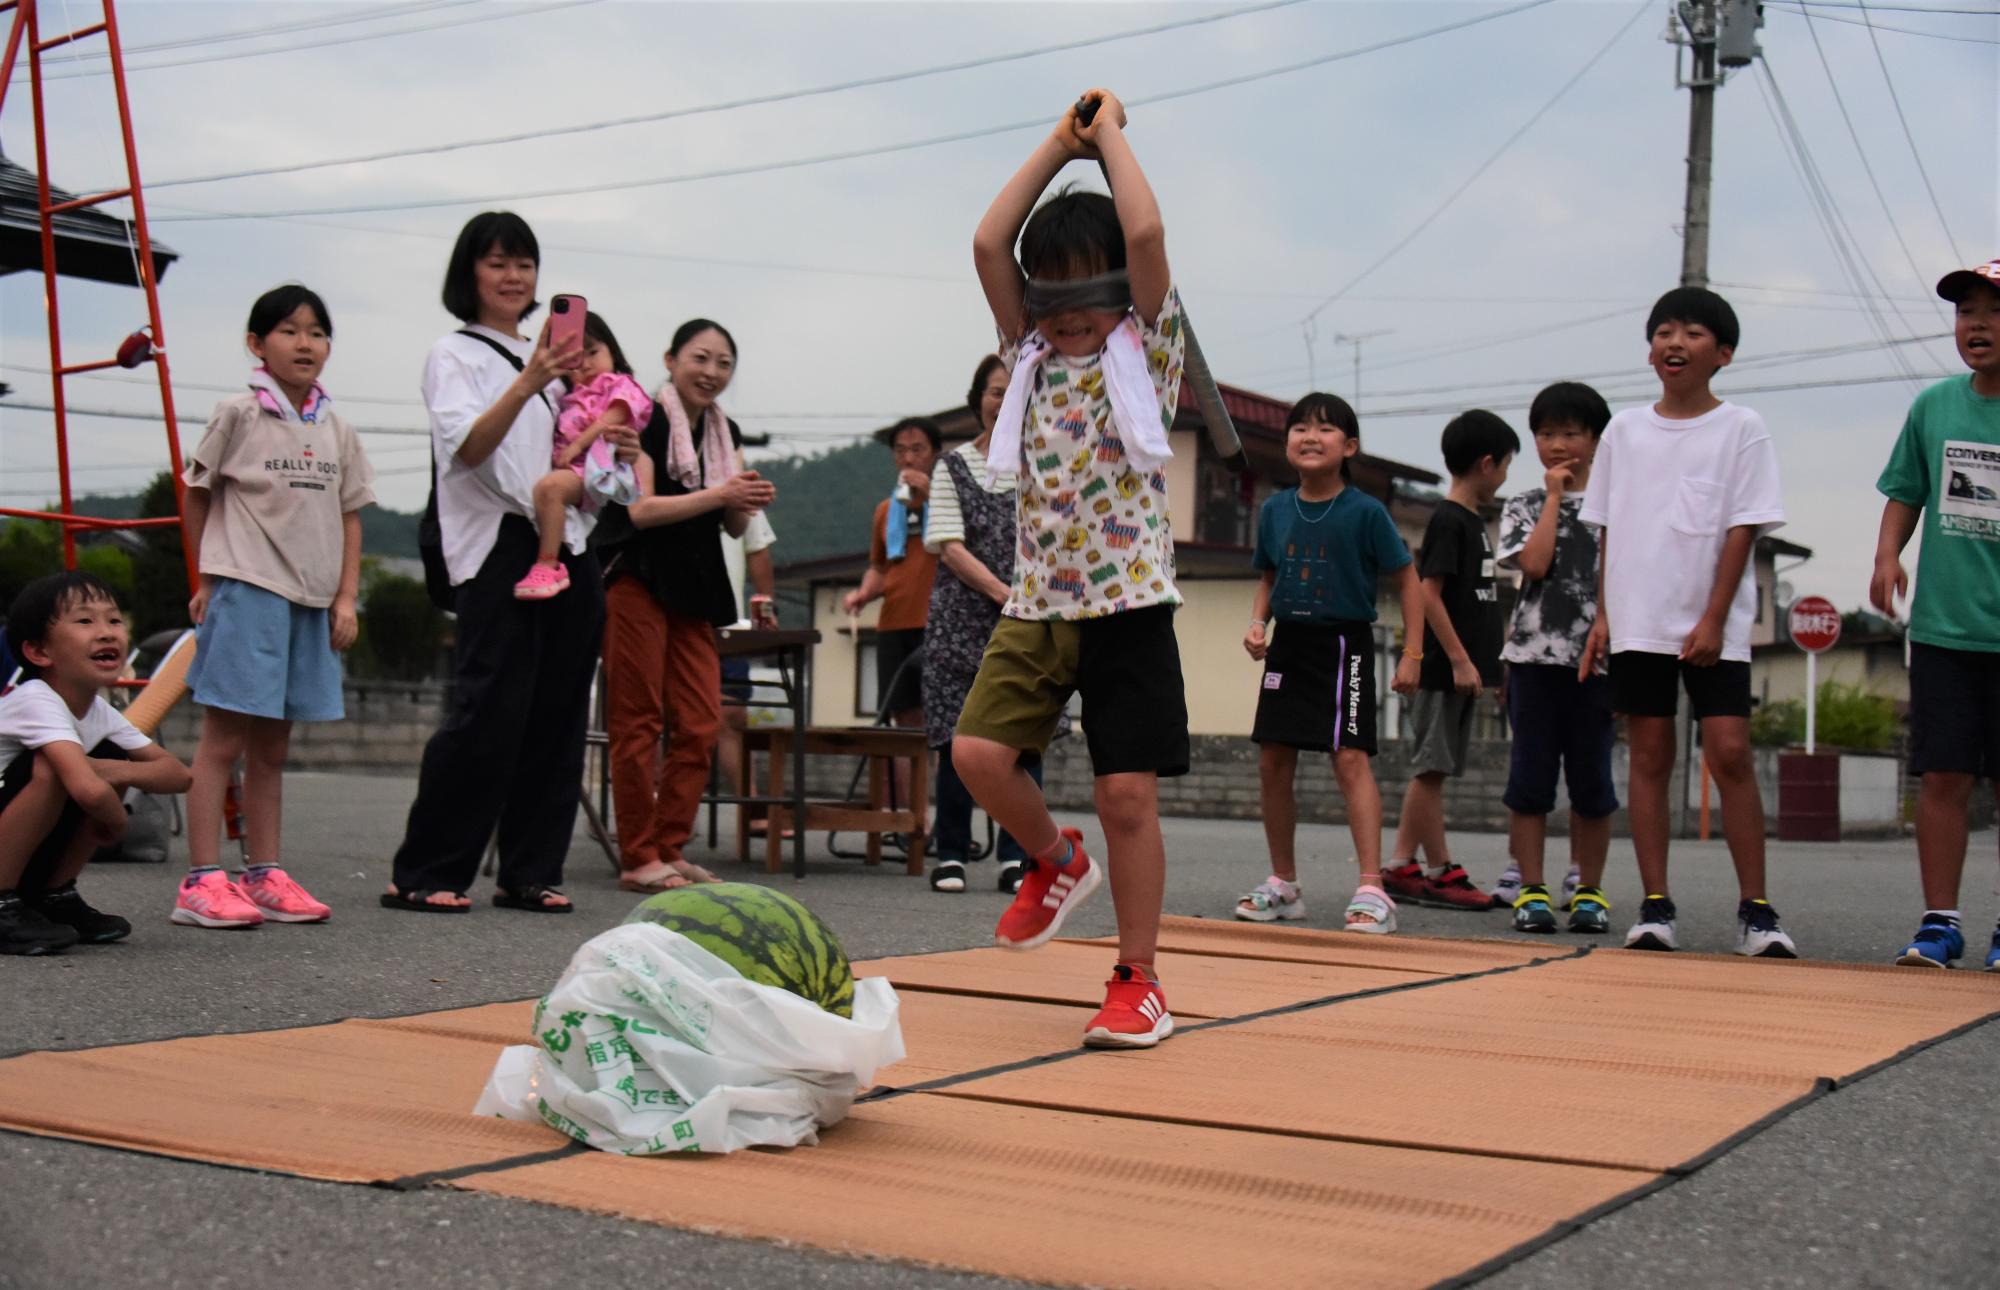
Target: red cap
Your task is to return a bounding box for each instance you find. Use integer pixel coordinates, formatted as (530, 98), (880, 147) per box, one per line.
(1936, 259), (2000, 303)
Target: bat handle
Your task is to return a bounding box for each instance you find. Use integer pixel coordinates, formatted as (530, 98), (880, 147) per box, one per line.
(1073, 94), (1100, 127)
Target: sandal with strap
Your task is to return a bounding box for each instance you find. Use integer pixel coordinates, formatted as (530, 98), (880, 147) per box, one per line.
(930, 860), (967, 893)
(666, 861), (721, 884)
(618, 862), (691, 894)
(492, 886), (573, 913)
(1343, 884), (1397, 935)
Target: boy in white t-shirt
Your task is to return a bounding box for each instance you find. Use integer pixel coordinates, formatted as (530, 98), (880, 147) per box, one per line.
(1578, 287), (1797, 958)
(0, 572), (192, 954)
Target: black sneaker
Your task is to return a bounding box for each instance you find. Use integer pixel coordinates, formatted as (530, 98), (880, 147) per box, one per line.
(33, 882), (132, 944)
(0, 892), (80, 955)
(1511, 885), (1557, 934)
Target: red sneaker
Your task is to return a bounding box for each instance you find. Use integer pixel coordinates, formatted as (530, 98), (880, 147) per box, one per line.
(1420, 864), (1494, 911)
(1083, 964), (1174, 1049)
(1381, 860), (1426, 903)
(993, 828), (1101, 951)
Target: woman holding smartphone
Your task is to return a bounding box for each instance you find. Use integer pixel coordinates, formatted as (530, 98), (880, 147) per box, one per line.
(383, 210), (634, 914)
(596, 317), (774, 893)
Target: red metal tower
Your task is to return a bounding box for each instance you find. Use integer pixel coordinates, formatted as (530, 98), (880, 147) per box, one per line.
(1, 0), (193, 585)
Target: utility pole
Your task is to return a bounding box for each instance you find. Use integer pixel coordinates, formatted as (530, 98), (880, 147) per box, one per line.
(1670, 1), (1762, 288)
(1332, 329), (1393, 407)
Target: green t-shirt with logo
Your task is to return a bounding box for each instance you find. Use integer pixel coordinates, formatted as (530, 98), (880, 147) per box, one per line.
(1876, 374), (2000, 652)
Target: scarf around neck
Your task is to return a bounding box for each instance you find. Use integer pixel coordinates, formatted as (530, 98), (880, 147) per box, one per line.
(655, 378), (738, 493)
(248, 367), (330, 424)
(985, 316), (1171, 486)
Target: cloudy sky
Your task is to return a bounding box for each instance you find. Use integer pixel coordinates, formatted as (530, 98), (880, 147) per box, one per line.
(3, 0), (1996, 610)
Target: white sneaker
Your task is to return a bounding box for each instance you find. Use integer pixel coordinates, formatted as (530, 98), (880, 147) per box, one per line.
(1735, 900), (1798, 959)
(1490, 861), (1522, 910)
(1559, 866), (1582, 910)
(1235, 875), (1305, 923)
(1624, 895), (1678, 952)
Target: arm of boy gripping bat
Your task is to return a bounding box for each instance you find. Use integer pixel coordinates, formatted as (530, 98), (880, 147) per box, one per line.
(1074, 94), (1246, 472)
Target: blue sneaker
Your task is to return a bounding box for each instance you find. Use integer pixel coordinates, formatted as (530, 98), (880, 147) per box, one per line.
(1986, 926), (2000, 972)
(1896, 916), (1964, 969)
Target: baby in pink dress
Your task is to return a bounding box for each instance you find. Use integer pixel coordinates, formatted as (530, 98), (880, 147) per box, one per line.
(515, 313), (647, 599)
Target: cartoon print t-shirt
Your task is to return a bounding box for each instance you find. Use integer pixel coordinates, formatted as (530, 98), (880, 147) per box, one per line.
(998, 288), (1187, 621)
(184, 392), (375, 607)
(1876, 373), (2000, 653)
(1496, 487), (1599, 667)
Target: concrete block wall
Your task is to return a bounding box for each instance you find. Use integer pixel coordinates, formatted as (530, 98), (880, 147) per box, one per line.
(150, 681), (447, 773)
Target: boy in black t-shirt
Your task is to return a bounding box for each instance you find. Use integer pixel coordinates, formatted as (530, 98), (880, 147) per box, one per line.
(1384, 411), (1516, 911)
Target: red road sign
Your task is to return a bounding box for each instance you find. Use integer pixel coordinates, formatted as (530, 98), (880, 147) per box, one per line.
(1787, 596), (1841, 653)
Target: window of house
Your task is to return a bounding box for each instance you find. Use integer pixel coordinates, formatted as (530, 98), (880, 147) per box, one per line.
(853, 632), (880, 719)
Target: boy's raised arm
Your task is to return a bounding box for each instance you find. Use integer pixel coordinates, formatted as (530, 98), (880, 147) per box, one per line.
(1080, 92), (1169, 325)
(974, 132), (1075, 341)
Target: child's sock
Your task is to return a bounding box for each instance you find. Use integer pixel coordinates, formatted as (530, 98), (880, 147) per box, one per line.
(183, 865), (223, 889)
(1116, 959), (1160, 984)
(1034, 835), (1075, 871)
(1923, 908), (1962, 928)
(241, 863), (280, 884)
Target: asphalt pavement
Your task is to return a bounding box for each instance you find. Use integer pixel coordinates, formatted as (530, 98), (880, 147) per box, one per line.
(2, 771), (1995, 1290)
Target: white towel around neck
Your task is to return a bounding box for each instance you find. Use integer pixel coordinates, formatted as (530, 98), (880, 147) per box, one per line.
(985, 316), (1171, 486)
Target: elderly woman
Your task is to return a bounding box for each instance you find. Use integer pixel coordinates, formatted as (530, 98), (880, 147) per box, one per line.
(385, 211), (633, 913)
(597, 318), (775, 892)
(920, 355), (1052, 894)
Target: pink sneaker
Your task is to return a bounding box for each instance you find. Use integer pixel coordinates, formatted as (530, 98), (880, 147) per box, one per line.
(241, 867), (330, 923)
(513, 560), (570, 600)
(172, 870), (264, 929)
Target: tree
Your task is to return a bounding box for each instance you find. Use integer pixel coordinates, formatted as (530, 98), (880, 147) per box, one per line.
(123, 472), (192, 641)
(1748, 681), (1899, 752)
(349, 562), (447, 680)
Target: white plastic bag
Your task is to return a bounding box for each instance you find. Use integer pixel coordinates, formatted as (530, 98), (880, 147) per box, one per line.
(474, 922), (903, 1154)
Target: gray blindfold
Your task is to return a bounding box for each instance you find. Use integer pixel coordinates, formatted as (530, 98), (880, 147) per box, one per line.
(1024, 270), (1132, 318)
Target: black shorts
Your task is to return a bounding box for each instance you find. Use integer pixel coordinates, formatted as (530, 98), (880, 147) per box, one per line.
(720, 656), (752, 704)
(1608, 651), (1751, 720)
(874, 626), (925, 715)
(1252, 621), (1377, 755)
(0, 740), (126, 895)
(1504, 664), (1618, 817)
(1909, 642), (2000, 778)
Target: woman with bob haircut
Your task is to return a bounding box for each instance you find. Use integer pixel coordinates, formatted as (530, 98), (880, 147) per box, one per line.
(382, 210), (637, 914)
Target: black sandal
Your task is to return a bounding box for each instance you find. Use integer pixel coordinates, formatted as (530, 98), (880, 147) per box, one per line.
(380, 888), (471, 914)
(997, 861), (1025, 894)
(929, 861), (967, 893)
(492, 885), (573, 913)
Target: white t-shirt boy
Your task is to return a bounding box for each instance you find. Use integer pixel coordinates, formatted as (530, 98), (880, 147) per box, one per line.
(0, 679), (151, 776)
(1578, 401), (1785, 663)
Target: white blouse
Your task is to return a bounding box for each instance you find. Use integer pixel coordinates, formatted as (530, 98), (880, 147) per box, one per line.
(421, 325), (586, 585)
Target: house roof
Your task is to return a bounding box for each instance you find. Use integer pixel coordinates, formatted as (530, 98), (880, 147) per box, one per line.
(0, 151), (177, 287)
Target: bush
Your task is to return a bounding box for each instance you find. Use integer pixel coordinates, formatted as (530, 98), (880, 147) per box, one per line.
(1749, 681), (1898, 752)
(349, 563), (447, 680)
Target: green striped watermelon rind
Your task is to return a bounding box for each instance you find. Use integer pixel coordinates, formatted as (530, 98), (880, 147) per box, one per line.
(624, 882), (855, 1019)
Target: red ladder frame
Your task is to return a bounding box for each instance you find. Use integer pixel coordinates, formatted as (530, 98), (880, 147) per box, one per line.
(0, 0), (194, 587)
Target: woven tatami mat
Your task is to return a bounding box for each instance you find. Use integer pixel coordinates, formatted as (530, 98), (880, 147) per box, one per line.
(1067, 915), (1563, 974)
(0, 1018), (550, 1182)
(861, 940), (1431, 1018)
(940, 948), (1999, 1174)
(458, 1091), (1651, 1290)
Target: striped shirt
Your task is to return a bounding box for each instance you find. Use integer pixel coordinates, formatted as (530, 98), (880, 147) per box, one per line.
(922, 441), (1015, 552)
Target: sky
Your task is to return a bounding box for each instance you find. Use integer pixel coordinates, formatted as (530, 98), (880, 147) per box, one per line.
(2, 0), (1996, 612)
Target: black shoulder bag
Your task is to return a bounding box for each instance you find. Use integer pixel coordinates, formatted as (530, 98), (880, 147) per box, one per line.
(418, 330), (554, 610)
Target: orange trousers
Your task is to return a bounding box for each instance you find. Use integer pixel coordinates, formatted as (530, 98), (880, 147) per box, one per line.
(602, 577), (721, 871)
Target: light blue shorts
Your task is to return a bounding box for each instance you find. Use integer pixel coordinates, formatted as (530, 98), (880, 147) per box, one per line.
(188, 576), (344, 722)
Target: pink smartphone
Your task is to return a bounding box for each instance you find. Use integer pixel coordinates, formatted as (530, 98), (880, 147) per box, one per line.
(548, 293), (587, 356)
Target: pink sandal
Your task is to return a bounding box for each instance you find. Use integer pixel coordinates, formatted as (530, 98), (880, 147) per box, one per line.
(513, 561), (570, 600)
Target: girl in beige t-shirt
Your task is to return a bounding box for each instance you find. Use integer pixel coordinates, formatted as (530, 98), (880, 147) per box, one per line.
(178, 285), (375, 930)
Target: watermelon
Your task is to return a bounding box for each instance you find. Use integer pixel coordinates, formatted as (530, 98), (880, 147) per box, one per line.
(624, 883), (855, 1018)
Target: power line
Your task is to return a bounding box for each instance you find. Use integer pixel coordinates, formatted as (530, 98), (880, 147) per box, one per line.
(1788, 2), (2000, 13)
(153, 0), (1561, 223)
(149, 0), (1312, 189)
(14, 0), (477, 64)
(1754, 57), (1926, 386)
(33, 0), (602, 82)
(1795, 6), (1953, 346)
(1299, 0), (1651, 323)
(1854, 0), (1965, 262)
(1768, 3), (2000, 41)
